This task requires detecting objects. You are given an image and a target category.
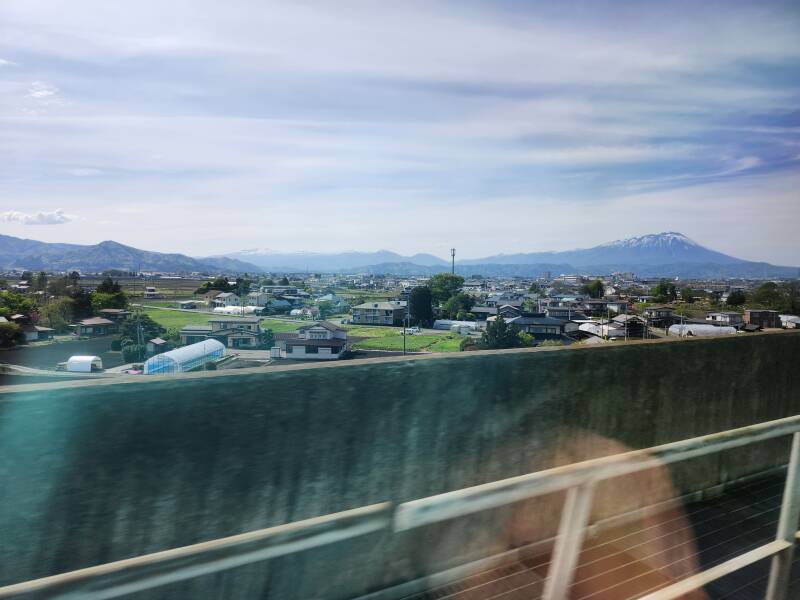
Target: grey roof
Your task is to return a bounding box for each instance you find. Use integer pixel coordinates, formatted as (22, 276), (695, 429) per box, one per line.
(180, 324), (213, 333)
(208, 316), (260, 323)
(353, 301), (407, 310)
(507, 316), (567, 326)
(298, 321), (344, 332)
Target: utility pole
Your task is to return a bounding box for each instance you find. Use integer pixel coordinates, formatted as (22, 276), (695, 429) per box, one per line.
(451, 248), (456, 275)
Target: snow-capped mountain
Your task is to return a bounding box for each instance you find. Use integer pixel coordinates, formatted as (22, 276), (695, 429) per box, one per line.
(460, 232), (745, 267)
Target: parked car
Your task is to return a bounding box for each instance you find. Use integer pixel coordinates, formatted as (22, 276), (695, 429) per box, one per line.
(404, 327), (420, 334)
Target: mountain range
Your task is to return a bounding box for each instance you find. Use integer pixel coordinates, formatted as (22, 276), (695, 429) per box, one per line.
(0, 232), (796, 278)
(0, 235), (261, 275)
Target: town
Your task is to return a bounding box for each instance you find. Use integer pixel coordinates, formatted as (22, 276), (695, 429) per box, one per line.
(1, 265), (797, 377)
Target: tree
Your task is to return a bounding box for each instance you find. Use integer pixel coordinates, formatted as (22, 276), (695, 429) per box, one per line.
(443, 292), (474, 318)
(726, 290), (746, 306)
(0, 322), (23, 347)
(752, 282), (785, 310)
(652, 279), (677, 303)
(581, 280), (604, 299)
(680, 287), (695, 303)
(39, 298), (75, 332)
(408, 286), (433, 327)
(528, 283), (541, 294)
(69, 288), (93, 320)
(0, 291), (36, 319)
(428, 273), (464, 305)
(95, 277), (122, 294)
(263, 278), (275, 286)
(33, 271), (48, 292)
(91, 291), (128, 312)
(478, 315), (521, 350)
(122, 344), (146, 363)
(317, 301), (335, 319)
(279, 276), (290, 286)
(118, 313), (166, 346)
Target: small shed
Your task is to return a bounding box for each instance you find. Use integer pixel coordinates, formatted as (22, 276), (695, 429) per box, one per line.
(66, 355), (103, 373)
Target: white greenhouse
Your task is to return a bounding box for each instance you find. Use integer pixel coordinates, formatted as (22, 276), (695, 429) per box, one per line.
(66, 355), (103, 373)
(143, 339), (225, 375)
(668, 324), (737, 337)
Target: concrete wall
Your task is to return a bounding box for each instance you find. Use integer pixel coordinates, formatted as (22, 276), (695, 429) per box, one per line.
(1, 332), (799, 598)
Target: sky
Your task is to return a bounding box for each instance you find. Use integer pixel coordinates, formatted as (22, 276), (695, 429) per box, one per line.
(0, 0), (799, 264)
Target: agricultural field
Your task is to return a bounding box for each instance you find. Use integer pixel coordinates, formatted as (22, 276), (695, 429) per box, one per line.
(82, 277), (208, 299)
(341, 324), (463, 353)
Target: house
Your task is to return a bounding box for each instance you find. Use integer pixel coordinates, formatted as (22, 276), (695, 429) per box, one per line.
(471, 306), (497, 321)
(744, 309), (782, 329)
(643, 306), (675, 327)
(706, 312), (744, 328)
(259, 285), (299, 296)
(545, 306), (588, 320)
(179, 317), (263, 348)
(143, 286), (162, 299)
(198, 290), (223, 305)
(612, 314), (648, 338)
(98, 308), (131, 322)
(246, 291), (272, 307)
(274, 322), (349, 360)
(74, 317), (117, 337)
(352, 301), (407, 326)
(505, 315), (579, 340)
(213, 292), (241, 308)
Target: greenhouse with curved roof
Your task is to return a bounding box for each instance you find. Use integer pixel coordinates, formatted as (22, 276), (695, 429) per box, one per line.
(143, 339), (225, 375)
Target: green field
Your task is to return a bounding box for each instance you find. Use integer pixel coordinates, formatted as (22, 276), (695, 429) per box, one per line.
(143, 308), (462, 352)
(143, 308), (304, 334)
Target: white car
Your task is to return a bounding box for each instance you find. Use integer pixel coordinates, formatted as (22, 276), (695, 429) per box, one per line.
(404, 327), (420, 334)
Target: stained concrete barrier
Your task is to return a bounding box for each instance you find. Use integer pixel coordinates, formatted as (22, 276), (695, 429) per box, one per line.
(1, 332), (798, 598)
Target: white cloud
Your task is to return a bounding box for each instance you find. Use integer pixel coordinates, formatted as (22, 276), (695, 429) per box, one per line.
(0, 208), (74, 225)
(27, 81), (58, 99)
(0, 58), (16, 67)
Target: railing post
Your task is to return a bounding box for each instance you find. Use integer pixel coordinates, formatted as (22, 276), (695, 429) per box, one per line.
(542, 481), (595, 600)
(766, 432), (800, 600)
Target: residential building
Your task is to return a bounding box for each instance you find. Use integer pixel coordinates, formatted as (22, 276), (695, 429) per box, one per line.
(246, 291), (272, 307)
(352, 301), (407, 326)
(213, 292), (240, 308)
(98, 308), (131, 322)
(612, 314), (648, 338)
(643, 306), (675, 327)
(744, 309), (782, 329)
(505, 316), (579, 340)
(74, 317), (117, 337)
(179, 317), (262, 348)
(706, 312), (744, 327)
(274, 322), (349, 360)
(143, 286), (161, 299)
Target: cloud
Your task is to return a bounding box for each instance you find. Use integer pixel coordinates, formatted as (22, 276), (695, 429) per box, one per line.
(0, 58), (16, 67)
(0, 208), (74, 225)
(27, 81), (58, 99)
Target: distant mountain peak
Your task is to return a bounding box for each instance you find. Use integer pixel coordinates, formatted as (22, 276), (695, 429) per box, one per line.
(600, 232), (699, 249)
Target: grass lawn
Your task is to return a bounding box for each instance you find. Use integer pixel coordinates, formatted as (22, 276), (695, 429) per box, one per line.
(143, 308), (304, 334)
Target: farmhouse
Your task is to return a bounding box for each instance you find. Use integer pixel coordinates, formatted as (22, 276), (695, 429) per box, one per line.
(274, 322), (348, 360)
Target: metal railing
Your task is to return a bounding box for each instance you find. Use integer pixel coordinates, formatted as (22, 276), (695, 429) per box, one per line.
(2, 415), (800, 600)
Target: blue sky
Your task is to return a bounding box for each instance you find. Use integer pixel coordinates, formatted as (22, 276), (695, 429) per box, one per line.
(0, 0), (798, 263)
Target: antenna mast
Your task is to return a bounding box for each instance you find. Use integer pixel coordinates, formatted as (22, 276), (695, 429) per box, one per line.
(450, 248), (456, 275)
